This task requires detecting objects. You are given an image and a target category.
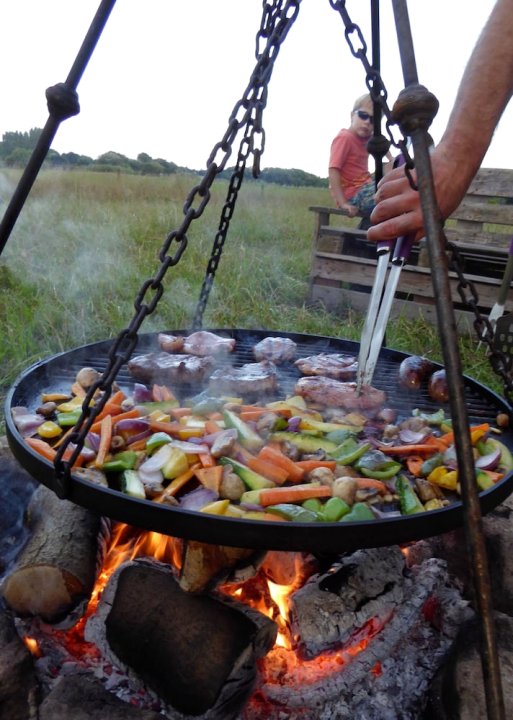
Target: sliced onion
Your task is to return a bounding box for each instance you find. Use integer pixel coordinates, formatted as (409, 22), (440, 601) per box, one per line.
(170, 439), (210, 454)
(139, 443), (174, 472)
(138, 465), (164, 487)
(180, 487), (218, 511)
(133, 383), (153, 403)
(287, 416), (302, 433)
(11, 407), (45, 436)
(187, 428), (237, 447)
(114, 418), (150, 433)
(475, 447), (502, 471)
(398, 428), (429, 444)
(126, 428), (152, 445)
(86, 432), (101, 452)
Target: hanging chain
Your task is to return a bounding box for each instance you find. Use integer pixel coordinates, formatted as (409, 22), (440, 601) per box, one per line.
(52, 0), (301, 497)
(330, 0), (512, 409)
(447, 239), (513, 407)
(193, 0), (301, 329)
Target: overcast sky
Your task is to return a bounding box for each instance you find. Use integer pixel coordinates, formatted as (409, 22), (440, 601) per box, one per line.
(0, 1), (509, 178)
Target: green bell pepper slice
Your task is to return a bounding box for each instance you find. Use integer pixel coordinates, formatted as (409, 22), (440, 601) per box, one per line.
(396, 474), (425, 515)
(102, 450), (138, 473)
(329, 439), (371, 465)
(357, 461), (402, 480)
(319, 496), (351, 522)
(339, 502), (375, 522)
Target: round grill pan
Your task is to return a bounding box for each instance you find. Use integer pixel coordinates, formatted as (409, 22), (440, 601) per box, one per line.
(5, 329), (513, 553)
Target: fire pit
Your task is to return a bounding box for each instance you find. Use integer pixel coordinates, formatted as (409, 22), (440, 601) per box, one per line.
(5, 329), (513, 554)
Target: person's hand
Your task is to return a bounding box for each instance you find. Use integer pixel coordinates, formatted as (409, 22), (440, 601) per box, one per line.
(368, 166), (424, 242)
(339, 202), (359, 218)
(368, 147), (469, 243)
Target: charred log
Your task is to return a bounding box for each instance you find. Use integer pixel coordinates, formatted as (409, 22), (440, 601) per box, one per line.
(38, 672), (163, 720)
(1, 485), (109, 623)
(85, 558), (277, 719)
(0, 599), (39, 720)
(179, 540), (262, 594)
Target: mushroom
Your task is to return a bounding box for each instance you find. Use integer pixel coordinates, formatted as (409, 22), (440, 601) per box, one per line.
(219, 469), (245, 501)
(332, 476), (357, 505)
(76, 366), (101, 390)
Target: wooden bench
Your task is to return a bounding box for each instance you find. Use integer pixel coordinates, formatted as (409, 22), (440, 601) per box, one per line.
(308, 167), (513, 324)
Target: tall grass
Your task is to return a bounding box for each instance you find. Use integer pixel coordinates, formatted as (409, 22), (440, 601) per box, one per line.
(0, 168), (503, 433)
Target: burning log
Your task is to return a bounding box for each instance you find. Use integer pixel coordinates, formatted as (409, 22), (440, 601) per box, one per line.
(1, 485), (110, 623)
(0, 600), (39, 720)
(179, 540), (262, 594)
(244, 551), (474, 719)
(38, 673), (163, 720)
(288, 546), (406, 658)
(85, 557), (277, 719)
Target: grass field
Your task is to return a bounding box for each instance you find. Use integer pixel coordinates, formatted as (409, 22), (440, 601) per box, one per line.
(0, 168), (504, 433)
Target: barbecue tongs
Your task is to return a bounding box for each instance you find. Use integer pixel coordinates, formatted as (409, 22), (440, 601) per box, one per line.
(356, 233), (415, 391)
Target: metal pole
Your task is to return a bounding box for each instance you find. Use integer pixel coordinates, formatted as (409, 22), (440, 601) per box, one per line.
(0, 0), (117, 256)
(391, 1), (505, 718)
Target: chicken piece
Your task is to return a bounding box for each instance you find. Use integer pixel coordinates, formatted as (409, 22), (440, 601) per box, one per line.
(127, 352), (215, 385)
(294, 376), (386, 411)
(209, 361), (278, 396)
(294, 352), (358, 379)
(183, 331), (236, 356)
(158, 333), (185, 353)
(253, 336), (297, 364)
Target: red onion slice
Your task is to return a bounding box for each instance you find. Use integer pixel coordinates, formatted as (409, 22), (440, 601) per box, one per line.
(398, 428), (430, 444)
(475, 447), (502, 471)
(139, 443), (174, 472)
(170, 439), (210, 454)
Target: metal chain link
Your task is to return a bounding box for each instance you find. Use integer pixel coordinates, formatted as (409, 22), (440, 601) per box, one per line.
(330, 0), (512, 409)
(447, 239), (513, 408)
(53, 0), (301, 496)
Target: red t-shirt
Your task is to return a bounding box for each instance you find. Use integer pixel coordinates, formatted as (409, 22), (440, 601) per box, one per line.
(329, 128), (371, 200)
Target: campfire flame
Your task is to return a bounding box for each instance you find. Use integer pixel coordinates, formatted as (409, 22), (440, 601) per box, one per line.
(21, 523), (390, 709)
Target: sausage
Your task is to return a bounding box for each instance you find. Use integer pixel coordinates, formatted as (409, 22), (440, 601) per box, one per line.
(398, 356), (436, 390)
(428, 369), (449, 403)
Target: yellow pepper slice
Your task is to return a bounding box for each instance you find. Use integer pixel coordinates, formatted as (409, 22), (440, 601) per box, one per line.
(427, 466), (459, 491)
(37, 421), (63, 439)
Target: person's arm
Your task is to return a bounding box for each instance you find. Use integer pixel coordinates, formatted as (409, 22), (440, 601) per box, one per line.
(328, 168), (359, 216)
(368, 0), (513, 242)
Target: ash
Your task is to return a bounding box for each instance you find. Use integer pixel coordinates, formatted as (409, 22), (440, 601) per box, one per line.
(241, 552), (474, 720)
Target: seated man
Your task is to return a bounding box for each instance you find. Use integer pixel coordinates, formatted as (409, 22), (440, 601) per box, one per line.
(328, 93), (390, 223)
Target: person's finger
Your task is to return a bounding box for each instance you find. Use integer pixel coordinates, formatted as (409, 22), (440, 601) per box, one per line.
(367, 209), (424, 242)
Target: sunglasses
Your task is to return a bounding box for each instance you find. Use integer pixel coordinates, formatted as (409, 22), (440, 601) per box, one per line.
(355, 110), (373, 122)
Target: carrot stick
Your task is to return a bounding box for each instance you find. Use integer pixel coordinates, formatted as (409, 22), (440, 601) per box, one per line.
(295, 460), (337, 473)
(206, 412), (224, 422)
(25, 437), (85, 468)
(204, 419), (223, 434)
(355, 477), (388, 493)
(439, 422), (490, 447)
(259, 483), (332, 507)
(405, 455), (425, 477)
(170, 407), (193, 419)
(380, 444), (440, 457)
(148, 419), (183, 435)
(92, 407), (141, 435)
(247, 456), (289, 485)
(198, 452), (217, 468)
(94, 414), (113, 468)
(154, 466), (198, 502)
(240, 410), (271, 422)
(257, 445), (305, 483)
(26, 437), (56, 462)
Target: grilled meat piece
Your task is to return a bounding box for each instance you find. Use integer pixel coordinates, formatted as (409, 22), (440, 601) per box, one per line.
(182, 330), (236, 356)
(209, 361), (278, 395)
(253, 336), (297, 364)
(294, 352), (358, 379)
(157, 333), (185, 353)
(128, 352), (215, 385)
(294, 376), (386, 411)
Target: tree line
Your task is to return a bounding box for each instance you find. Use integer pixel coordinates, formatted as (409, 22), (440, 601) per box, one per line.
(0, 129), (327, 188)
